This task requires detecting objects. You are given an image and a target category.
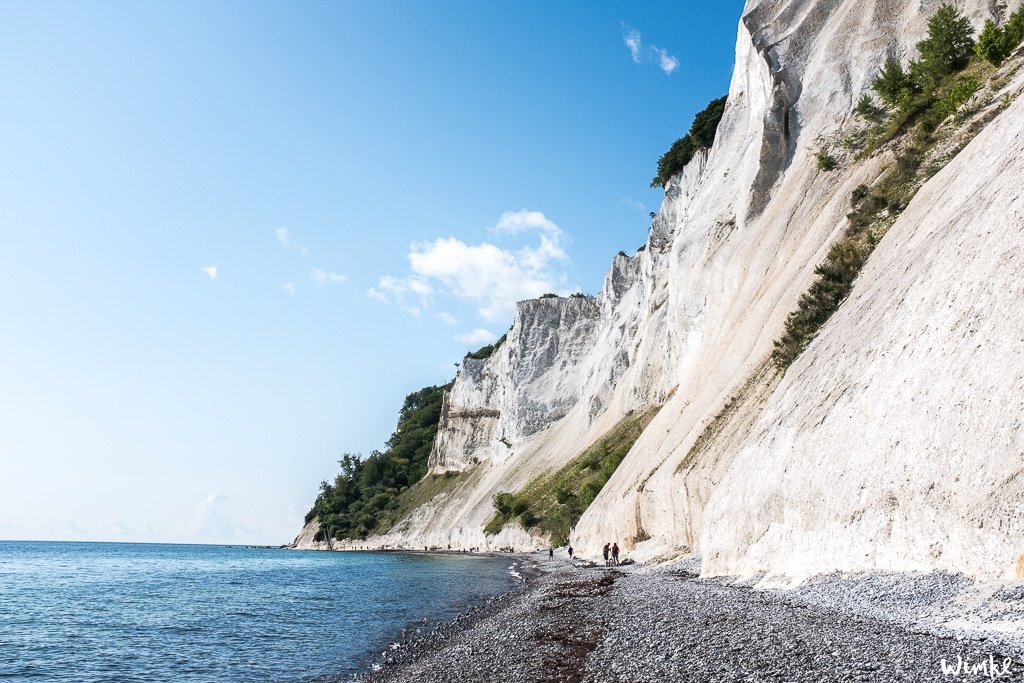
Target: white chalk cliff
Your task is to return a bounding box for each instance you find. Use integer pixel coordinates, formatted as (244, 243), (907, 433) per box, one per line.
(300, 0), (1024, 585)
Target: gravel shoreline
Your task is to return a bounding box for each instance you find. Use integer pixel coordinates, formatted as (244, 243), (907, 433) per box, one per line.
(357, 553), (1024, 683)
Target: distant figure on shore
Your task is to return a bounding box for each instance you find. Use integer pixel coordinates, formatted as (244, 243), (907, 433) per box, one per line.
(567, 545), (573, 560)
(548, 547), (553, 560)
(612, 542), (620, 566)
(602, 543), (610, 566)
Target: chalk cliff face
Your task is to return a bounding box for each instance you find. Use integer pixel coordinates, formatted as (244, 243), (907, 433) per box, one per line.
(303, 0), (1024, 584)
(576, 0), (1024, 584)
(700, 85), (1024, 584)
(431, 296), (602, 473)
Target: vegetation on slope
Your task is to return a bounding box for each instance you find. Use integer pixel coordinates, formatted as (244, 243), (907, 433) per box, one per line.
(975, 6), (1024, 67)
(773, 3), (1013, 369)
(484, 405), (661, 546)
(307, 382), (452, 541)
(465, 333), (507, 361)
(651, 95), (728, 188)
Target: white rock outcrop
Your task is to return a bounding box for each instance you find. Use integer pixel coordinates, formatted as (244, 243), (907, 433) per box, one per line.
(701, 81), (1024, 584)
(302, 0), (1024, 584)
(431, 296), (602, 473)
(292, 519), (328, 550)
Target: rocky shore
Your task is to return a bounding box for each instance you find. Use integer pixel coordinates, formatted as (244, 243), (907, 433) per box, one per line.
(361, 553), (1024, 683)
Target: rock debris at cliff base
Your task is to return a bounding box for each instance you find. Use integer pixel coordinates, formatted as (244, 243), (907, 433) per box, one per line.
(362, 556), (1024, 683)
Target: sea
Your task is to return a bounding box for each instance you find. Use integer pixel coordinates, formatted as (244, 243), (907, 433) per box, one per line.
(0, 541), (520, 682)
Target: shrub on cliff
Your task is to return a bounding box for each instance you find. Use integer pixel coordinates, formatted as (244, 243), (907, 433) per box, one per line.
(872, 58), (915, 107)
(872, 5), (975, 120)
(1010, 8), (1024, 53)
(975, 7), (1024, 66)
(855, 94), (883, 121)
(465, 333), (507, 360)
(922, 74), (981, 131)
(773, 240), (870, 368)
(816, 150), (837, 171)
(976, 19), (1011, 66)
(651, 95), (728, 188)
(911, 4), (975, 88)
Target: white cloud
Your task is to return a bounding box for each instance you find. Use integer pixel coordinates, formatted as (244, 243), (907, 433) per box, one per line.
(368, 275), (432, 316)
(619, 197), (647, 212)
(309, 268), (347, 287)
(493, 209), (559, 236)
(276, 226), (309, 256)
(370, 210), (570, 322)
(624, 27), (642, 62)
(282, 282), (296, 295)
(455, 328), (496, 345)
(202, 265), (218, 280)
(621, 25), (679, 75)
(437, 311), (458, 325)
(655, 48), (679, 75)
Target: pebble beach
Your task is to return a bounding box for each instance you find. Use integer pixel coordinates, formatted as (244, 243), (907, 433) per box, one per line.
(363, 552), (1024, 683)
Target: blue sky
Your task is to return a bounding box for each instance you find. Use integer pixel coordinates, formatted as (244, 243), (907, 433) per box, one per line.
(0, 1), (742, 544)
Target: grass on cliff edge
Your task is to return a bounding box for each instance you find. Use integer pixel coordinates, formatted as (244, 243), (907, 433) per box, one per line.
(465, 333), (507, 361)
(484, 405), (661, 546)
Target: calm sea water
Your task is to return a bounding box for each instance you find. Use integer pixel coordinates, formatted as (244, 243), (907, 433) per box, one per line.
(0, 541), (519, 682)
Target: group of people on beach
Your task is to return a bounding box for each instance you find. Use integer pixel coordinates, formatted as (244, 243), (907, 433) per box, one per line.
(546, 542), (618, 564)
(550, 545), (575, 560)
(602, 542), (620, 566)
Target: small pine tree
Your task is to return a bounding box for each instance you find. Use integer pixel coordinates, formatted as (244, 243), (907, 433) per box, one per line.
(1004, 8), (1024, 56)
(873, 58), (914, 106)
(816, 150), (837, 171)
(913, 4), (975, 87)
(855, 94), (882, 120)
(976, 19), (1008, 66)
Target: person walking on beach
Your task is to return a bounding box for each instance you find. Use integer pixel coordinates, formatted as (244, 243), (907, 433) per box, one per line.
(567, 545), (573, 560)
(611, 542), (620, 566)
(602, 543), (610, 566)
(549, 547), (553, 560)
